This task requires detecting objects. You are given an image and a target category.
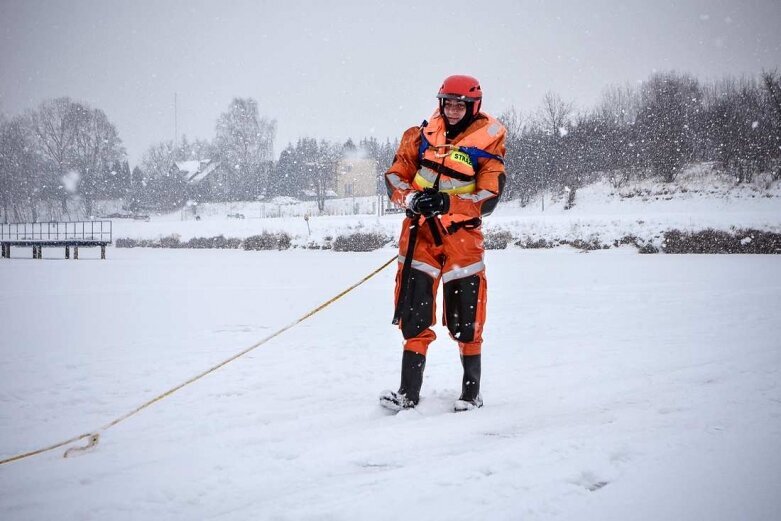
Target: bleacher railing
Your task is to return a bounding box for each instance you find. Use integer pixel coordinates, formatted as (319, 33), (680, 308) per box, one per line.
(0, 221), (112, 243)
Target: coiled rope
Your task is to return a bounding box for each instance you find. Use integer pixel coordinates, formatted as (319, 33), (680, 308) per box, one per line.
(0, 255), (397, 466)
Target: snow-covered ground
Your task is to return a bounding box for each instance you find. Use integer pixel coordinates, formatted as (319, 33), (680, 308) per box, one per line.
(1, 248), (780, 520)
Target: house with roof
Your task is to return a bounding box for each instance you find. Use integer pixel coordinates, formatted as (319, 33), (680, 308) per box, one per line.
(170, 159), (224, 200)
(170, 158), (274, 202)
(335, 157), (380, 198)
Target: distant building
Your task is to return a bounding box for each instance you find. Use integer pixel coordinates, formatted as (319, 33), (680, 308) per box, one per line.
(171, 160), (223, 196)
(170, 159), (272, 201)
(336, 157), (379, 198)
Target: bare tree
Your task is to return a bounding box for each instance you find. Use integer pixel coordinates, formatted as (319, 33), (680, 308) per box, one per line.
(140, 140), (176, 180)
(537, 91), (574, 137)
(499, 107), (525, 138)
(29, 98), (81, 173)
(136, 140), (186, 210)
(762, 70), (781, 178)
(72, 108), (124, 215)
(498, 107), (529, 202)
(0, 113), (9, 221)
(29, 97), (85, 213)
(0, 116), (43, 222)
(701, 76), (768, 182)
(636, 72), (702, 182)
(596, 83), (640, 127)
(214, 97), (276, 200)
(174, 135), (215, 162)
(762, 70), (781, 123)
(536, 92), (577, 205)
(29, 97), (124, 216)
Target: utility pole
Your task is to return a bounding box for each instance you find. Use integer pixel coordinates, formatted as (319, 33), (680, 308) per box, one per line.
(174, 92), (178, 146)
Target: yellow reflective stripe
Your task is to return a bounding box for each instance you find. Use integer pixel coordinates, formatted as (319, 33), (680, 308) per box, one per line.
(443, 183), (476, 195)
(413, 170), (475, 194)
(414, 167), (439, 186)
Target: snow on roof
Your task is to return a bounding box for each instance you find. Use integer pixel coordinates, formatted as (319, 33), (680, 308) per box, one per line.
(173, 159), (220, 184)
(188, 161), (220, 184)
(175, 161), (201, 176)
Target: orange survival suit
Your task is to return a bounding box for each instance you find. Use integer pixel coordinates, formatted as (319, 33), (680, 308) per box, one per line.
(385, 109), (507, 356)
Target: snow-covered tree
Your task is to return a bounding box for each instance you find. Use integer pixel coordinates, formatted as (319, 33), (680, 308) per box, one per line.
(0, 115), (44, 222)
(28, 97), (124, 216)
(635, 72), (702, 182)
(71, 107), (125, 215)
(214, 97), (276, 200)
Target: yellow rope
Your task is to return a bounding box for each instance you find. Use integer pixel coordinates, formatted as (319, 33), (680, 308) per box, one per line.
(0, 254), (397, 466)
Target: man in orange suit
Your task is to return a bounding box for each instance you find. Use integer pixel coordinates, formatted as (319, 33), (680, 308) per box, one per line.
(380, 75), (507, 412)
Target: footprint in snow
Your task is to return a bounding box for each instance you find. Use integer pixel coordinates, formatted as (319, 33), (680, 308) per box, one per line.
(571, 471), (610, 492)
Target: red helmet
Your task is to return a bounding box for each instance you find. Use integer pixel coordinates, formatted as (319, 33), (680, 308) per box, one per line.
(437, 75), (482, 115)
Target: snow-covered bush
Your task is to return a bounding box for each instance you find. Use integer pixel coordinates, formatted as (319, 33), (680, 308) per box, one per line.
(662, 229), (781, 254)
(483, 229), (514, 250)
(516, 237), (555, 249)
(332, 232), (391, 252)
(159, 235), (182, 249)
(243, 232), (292, 251)
(187, 235), (242, 249)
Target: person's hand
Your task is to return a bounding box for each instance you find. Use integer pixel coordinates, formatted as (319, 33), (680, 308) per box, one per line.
(410, 188), (449, 217)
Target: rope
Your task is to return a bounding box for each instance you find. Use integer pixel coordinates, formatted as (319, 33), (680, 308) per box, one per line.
(0, 254), (397, 466)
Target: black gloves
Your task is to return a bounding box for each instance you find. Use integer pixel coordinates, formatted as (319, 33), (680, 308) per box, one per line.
(409, 188), (450, 217)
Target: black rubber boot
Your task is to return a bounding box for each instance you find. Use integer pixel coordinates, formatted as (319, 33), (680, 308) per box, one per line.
(398, 350), (426, 404)
(454, 354), (483, 411)
(379, 350), (426, 411)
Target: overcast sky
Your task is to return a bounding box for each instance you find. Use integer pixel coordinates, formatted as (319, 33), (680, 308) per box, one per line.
(1, 0), (779, 166)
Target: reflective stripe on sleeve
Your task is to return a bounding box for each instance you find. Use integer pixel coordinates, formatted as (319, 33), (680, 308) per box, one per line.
(455, 189), (495, 203)
(386, 172), (411, 190)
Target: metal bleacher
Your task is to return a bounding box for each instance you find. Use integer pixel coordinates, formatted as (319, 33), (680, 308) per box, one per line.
(1, 221), (113, 259)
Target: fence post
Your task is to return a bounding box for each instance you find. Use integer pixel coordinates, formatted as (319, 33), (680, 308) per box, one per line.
(101, 245), (106, 260)
(65, 245), (70, 259)
(74, 246), (79, 260)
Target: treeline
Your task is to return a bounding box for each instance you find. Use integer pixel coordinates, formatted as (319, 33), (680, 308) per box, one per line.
(0, 92), (397, 220)
(3, 70), (780, 221)
(501, 71), (781, 206)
